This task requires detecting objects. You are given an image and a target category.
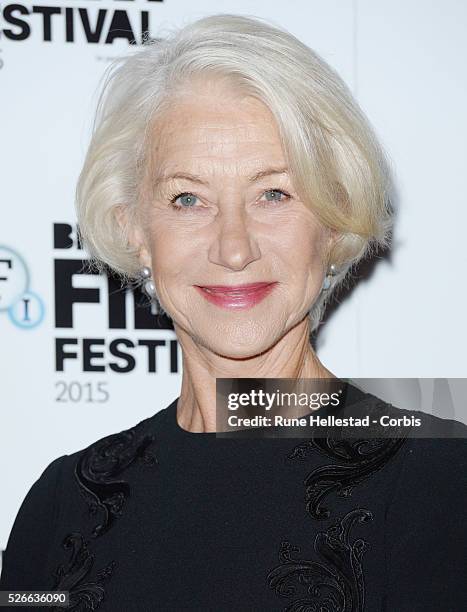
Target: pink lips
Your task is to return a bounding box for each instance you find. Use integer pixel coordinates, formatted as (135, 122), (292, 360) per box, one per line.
(195, 282), (278, 310)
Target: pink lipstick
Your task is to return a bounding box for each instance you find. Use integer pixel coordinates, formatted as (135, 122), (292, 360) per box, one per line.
(195, 282), (278, 310)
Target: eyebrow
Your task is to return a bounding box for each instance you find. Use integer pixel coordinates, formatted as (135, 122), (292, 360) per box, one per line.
(154, 167), (289, 187)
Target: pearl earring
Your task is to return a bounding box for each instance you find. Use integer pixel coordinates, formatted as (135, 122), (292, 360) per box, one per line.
(322, 263), (337, 291)
(140, 265), (158, 315)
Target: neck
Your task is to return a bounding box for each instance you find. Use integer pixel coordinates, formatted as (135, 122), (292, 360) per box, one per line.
(174, 317), (336, 433)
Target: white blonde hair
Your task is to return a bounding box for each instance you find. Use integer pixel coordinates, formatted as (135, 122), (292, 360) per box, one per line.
(76, 13), (394, 332)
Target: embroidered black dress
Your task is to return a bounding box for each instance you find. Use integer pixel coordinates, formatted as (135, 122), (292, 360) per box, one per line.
(1, 383), (466, 611)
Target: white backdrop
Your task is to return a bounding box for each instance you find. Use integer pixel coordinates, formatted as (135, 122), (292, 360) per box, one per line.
(1, 0), (466, 554)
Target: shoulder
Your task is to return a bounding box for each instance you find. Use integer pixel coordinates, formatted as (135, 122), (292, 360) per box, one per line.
(52, 402), (176, 535)
(383, 436), (467, 609)
(62, 398), (176, 480)
(344, 385), (467, 438)
(0, 454), (68, 589)
(351, 393), (467, 608)
(390, 432), (467, 505)
(344, 385), (467, 499)
(0, 402), (173, 589)
(64, 407), (163, 474)
(336, 386), (467, 491)
(31, 403), (170, 503)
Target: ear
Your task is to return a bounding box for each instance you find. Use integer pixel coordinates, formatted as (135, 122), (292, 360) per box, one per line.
(325, 227), (343, 263)
(114, 204), (152, 269)
(326, 227), (342, 261)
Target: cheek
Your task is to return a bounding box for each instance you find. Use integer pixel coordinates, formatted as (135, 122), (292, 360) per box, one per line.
(148, 228), (203, 299)
(273, 221), (326, 276)
(147, 223), (179, 265)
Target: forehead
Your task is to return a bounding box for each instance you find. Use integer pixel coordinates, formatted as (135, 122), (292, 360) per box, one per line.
(148, 79), (285, 169)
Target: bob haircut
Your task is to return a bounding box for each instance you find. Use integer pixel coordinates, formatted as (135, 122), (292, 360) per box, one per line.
(76, 13), (394, 333)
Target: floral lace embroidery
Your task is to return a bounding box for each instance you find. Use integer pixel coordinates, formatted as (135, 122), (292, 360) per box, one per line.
(51, 533), (115, 611)
(50, 425), (158, 610)
(267, 433), (408, 610)
(287, 438), (407, 520)
(268, 508), (372, 612)
(74, 429), (157, 537)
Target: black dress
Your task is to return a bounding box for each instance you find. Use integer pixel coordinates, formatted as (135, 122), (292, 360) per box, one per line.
(1, 382), (466, 611)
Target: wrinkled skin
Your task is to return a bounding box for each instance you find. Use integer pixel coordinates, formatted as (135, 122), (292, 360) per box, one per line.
(117, 76), (337, 432)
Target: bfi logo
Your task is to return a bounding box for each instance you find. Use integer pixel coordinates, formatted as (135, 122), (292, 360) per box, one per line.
(0, 246), (45, 328)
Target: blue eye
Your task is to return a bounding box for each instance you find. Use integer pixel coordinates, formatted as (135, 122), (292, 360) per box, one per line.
(263, 189), (289, 202)
(168, 188), (291, 213)
(169, 192), (198, 209)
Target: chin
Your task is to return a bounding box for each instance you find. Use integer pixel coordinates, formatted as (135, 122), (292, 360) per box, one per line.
(202, 325), (282, 360)
(209, 344), (272, 361)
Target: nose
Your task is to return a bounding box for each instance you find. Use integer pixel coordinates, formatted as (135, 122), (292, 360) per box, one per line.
(208, 206), (261, 272)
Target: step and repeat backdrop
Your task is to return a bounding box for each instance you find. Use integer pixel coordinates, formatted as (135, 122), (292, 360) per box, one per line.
(1, 0), (466, 557)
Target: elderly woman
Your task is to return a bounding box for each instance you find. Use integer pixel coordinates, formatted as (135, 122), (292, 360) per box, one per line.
(1, 13), (466, 612)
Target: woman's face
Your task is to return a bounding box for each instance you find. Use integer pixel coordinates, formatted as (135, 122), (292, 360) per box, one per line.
(134, 77), (332, 359)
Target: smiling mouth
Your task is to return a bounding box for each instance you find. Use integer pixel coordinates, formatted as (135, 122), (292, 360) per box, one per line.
(194, 282), (278, 309)
(198, 282), (275, 293)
